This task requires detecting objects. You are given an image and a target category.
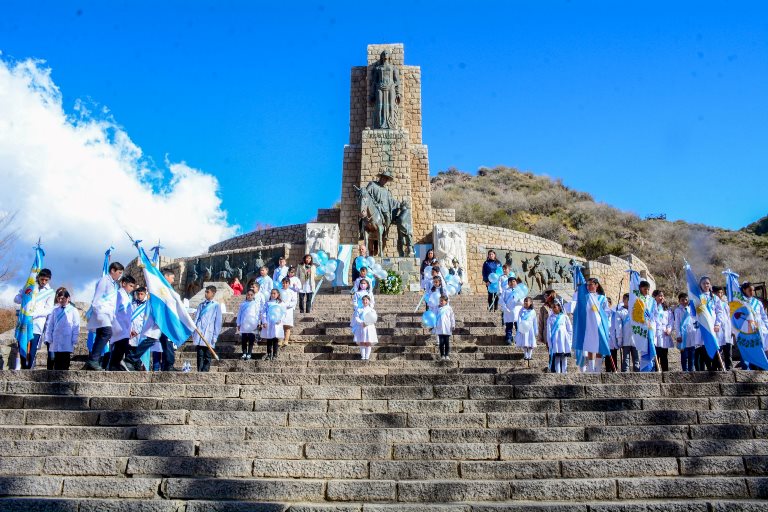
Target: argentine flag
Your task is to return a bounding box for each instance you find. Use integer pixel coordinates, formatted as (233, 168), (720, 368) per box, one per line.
(136, 244), (195, 344)
(723, 269), (768, 370)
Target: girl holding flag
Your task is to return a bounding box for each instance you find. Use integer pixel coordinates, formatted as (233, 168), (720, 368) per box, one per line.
(722, 273), (768, 370)
(673, 293), (696, 372)
(547, 300), (572, 373)
(43, 288), (80, 371)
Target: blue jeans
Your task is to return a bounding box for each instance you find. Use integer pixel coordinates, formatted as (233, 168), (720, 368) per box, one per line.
(681, 347), (695, 372)
(159, 334), (176, 370)
(22, 334), (42, 369)
(88, 327), (112, 364)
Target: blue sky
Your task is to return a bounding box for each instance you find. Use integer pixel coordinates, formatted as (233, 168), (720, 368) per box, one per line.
(3, 0), (767, 232)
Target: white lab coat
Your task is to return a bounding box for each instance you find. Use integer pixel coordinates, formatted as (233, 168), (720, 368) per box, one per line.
(515, 308), (538, 348)
(111, 288), (133, 343)
(614, 308), (634, 348)
(433, 304), (456, 336)
(192, 300), (223, 347)
(673, 304), (697, 349)
(547, 313), (572, 355)
(272, 266), (289, 286)
(716, 297), (733, 346)
(351, 306), (378, 344)
(44, 304), (80, 353)
(279, 288), (297, 327)
(256, 275), (274, 301)
(14, 283), (55, 335)
(87, 275), (120, 329)
(500, 287), (523, 324)
(352, 290), (375, 310)
(654, 307), (674, 349)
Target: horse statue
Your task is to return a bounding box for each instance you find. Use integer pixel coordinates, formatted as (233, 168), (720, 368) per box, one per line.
(355, 185), (387, 256)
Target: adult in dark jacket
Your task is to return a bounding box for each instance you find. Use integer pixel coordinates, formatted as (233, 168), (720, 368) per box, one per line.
(482, 250), (501, 311)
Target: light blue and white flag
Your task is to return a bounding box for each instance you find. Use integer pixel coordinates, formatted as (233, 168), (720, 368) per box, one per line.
(685, 262), (719, 359)
(335, 244), (355, 287)
(627, 269), (656, 371)
(136, 243), (196, 345)
(14, 243), (45, 361)
(723, 269), (768, 370)
(572, 268), (611, 368)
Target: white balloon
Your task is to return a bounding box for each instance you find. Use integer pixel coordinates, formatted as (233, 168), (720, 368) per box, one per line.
(325, 260), (338, 273)
(363, 310), (378, 325)
(324, 271), (335, 282)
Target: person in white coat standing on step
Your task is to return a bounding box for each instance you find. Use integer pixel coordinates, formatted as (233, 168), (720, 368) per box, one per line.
(44, 288), (80, 371)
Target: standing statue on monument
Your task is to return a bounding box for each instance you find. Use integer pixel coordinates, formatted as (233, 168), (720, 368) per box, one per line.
(369, 50), (401, 129)
(393, 199), (414, 257)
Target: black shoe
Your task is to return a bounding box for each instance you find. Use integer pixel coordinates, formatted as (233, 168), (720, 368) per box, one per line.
(82, 362), (105, 371)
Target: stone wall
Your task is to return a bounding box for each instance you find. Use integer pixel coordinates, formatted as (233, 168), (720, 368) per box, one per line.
(317, 209), (340, 224)
(433, 208), (456, 224)
(208, 224), (306, 253)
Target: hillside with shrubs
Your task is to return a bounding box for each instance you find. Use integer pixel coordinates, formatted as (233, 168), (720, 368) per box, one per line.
(431, 166), (768, 291)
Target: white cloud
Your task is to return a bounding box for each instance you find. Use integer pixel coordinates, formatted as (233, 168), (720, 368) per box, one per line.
(0, 57), (237, 305)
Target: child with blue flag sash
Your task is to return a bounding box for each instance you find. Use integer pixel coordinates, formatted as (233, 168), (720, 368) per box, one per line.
(261, 289), (285, 361)
(279, 278), (297, 346)
(121, 287), (159, 371)
(352, 279), (375, 311)
(500, 277), (523, 345)
(673, 293), (696, 372)
(43, 288), (80, 371)
(351, 294), (378, 361)
(256, 266), (273, 303)
(515, 297), (538, 360)
(272, 257), (289, 285)
(14, 268), (54, 369)
(192, 285), (223, 372)
(547, 301), (572, 373)
(652, 290), (674, 371)
(732, 281), (768, 370)
(108, 275), (136, 370)
(433, 295), (455, 360)
(575, 278), (612, 373)
(84, 262), (124, 371)
(237, 288), (264, 360)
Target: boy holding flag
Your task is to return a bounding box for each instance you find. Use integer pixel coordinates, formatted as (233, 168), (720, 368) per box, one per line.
(14, 267), (54, 369)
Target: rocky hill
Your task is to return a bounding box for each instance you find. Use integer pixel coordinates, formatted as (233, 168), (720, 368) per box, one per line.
(431, 166), (768, 291)
(744, 215), (768, 237)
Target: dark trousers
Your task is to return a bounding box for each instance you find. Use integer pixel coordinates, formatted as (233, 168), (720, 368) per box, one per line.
(152, 352), (162, 371)
(109, 339), (130, 369)
(124, 337), (157, 370)
(299, 292), (313, 313)
(680, 347), (695, 372)
(241, 333), (256, 354)
(605, 349), (619, 372)
(196, 346), (211, 372)
(159, 334), (176, 371)
(265, 338), (279, 358)
(53, 352), (71, 371)
(695, 346), (713, 371)
(713, 344), (732, 371)
(44, 343), (55, 370)
(621, 346), (639, 372)
(656, 347), (669, 371)
(487, 292), (498, 311)
(504, 322), (516, 345)
(88, 327), (112, 364)
(20, 334), (42, 369)
(438, 335), (450, 357)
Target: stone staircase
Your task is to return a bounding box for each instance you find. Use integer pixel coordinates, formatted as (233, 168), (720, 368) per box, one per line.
(0, 293), (765, 510)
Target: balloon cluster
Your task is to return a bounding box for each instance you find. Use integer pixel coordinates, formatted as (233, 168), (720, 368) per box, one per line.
(487, 266), (504, 293)
(421, 310), (437, 328)
(312, 250), (338, 282)
(444, 273), (460, 296)
(267, 303), (285, 323)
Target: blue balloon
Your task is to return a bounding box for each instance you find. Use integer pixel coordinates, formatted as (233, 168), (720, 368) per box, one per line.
(354, 256), (366, 271)
(317, 250), (329, 264)
(488, 282), (499, 294)
(421, 310), (437, 328)
(316, 265), (326, 276)
(494, 266), (503, 276)
(488, 273), (499, 284)
(267, 304), (284, 323)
